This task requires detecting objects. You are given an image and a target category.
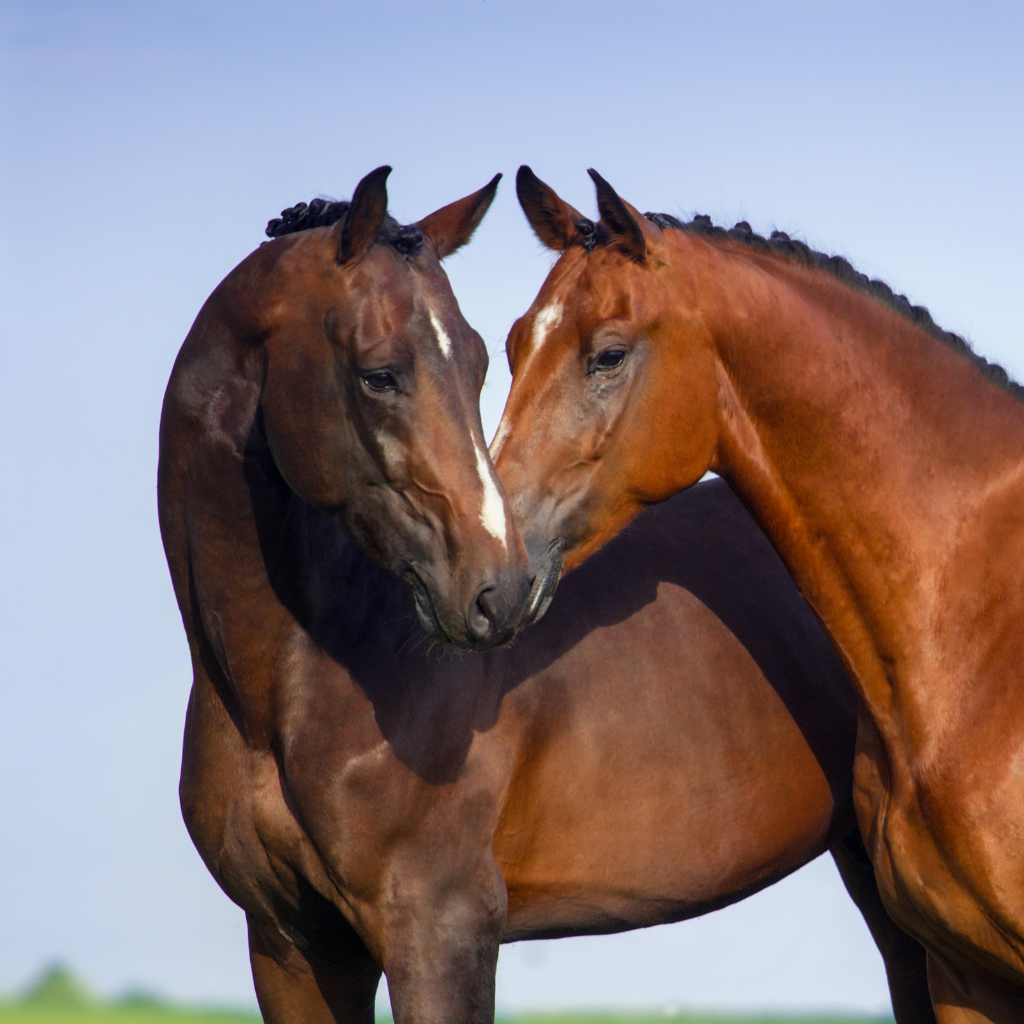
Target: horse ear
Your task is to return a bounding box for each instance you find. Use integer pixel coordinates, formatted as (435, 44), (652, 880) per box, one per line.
(587, 168), (655, 262)
(516, 166), (588, 251)
(336, 165), (392, 265)
(416, 173), (502, 259)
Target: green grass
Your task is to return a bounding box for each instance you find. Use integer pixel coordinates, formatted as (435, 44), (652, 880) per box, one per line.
(0, 965), (261, 1024)
(1, 966), (894, 1024)
(497, 1016), (893, 1024)
(0, 1008), (260, 1024)
(499, 1016), (893, 1024)
(0, 1010), (893, 1024)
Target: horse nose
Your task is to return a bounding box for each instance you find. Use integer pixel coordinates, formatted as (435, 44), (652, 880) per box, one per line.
(467, 582), (502, 645)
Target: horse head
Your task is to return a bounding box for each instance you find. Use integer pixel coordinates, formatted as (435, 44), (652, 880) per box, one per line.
(491, 167), (720, 626)
(169, 167), (532, 650)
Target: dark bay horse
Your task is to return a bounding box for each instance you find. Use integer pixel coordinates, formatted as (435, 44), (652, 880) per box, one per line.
(159, 169), (933, 1024)
(161, 165), (531, 652)
(492, 166), (1024, 1023)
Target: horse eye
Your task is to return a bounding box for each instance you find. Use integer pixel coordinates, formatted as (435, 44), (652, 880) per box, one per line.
(362, 371), (398, 393)
(594, 349), (626, 372)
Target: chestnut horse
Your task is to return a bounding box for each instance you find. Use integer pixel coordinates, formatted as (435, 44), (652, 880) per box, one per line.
(492, 165), (1024, 1023)
(157, 170), (934, 1023)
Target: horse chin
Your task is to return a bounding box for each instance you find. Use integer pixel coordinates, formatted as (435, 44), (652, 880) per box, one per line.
(403, 565), (489, 649)
(522, 540), (564, 629)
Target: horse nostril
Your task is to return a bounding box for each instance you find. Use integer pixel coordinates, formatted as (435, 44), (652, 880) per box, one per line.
(478, 586), (499, 622)
(468, 585), (498, 640)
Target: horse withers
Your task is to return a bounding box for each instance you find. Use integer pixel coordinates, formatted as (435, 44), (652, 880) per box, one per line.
(492, 165), (1024, 1024)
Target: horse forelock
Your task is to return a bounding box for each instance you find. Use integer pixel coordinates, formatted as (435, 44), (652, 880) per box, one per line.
(643, 211), (1024, 404)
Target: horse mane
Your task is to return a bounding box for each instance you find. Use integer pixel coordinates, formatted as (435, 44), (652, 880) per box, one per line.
(644, 212), (1024, 403)
(265, 198), (424, 256)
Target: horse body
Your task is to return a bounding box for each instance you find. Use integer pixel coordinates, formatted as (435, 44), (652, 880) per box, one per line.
(160, 173), (933, 1024)
(171, 446), (927, 1020)
(493, 482), (853, 938)
(494, 166), (1024, 1021)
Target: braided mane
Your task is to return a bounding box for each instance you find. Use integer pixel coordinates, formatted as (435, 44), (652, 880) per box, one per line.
(266, 198), (351, 237)
(645, 212), (1023, 402)
(266, 198), (424, 256)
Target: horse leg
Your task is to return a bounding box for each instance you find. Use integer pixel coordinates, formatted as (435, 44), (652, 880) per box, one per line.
(375, 871), (506, 1024)
(926, 953), (1024, 1024)
(381, 928), (501, 1024)
(831, 832), (936, 1024)
(247, 914), (382, 1024)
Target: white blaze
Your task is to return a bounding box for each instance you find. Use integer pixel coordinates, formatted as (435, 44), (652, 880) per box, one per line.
(429, 308), (453, 359)
(526, 300), (563, 364)
(473, 437), (508, 550)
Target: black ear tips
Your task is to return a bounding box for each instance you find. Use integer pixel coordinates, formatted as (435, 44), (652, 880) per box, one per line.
(414, 173), (504, 259)
(516, 167), (589, 252)
(586, 167), (646, 261)
(474, 172), (503, 217)
(475, 172), (503, 219)
(586, 167), (616, 206)
(337, 165), (393, 265)
(515, 165), (540, 200)
(586, 168), (614, 196)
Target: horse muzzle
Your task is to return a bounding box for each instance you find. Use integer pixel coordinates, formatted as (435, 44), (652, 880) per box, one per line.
(521, 538), (565, 628)
(404, 563), (529, 650)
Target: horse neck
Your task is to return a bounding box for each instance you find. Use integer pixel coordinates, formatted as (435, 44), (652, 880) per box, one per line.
(684, 243), (1024, 737)
(159, 310), (407, 745)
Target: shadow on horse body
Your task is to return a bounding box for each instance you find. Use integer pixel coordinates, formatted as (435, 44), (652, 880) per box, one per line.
(493, 165), (1024, 1023)
(160, 172), (932, 1024)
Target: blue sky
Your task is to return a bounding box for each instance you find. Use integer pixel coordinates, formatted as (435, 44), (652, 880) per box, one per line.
(1, 0), (1022, 1016)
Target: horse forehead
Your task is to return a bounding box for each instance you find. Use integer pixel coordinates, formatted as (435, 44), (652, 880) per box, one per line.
(528, 253), (632, 341)
(531, 298), (565, 340)
(360, 293), (480, 373)
(517, 256), (586, 351)
(579, 251), (642, 307)
(372, 256), (461, 322)
(509, 299), (563, 375)
(522, 280), (609, 352)
(329, 249), (475, 367)
(348, 266), (427, 337)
